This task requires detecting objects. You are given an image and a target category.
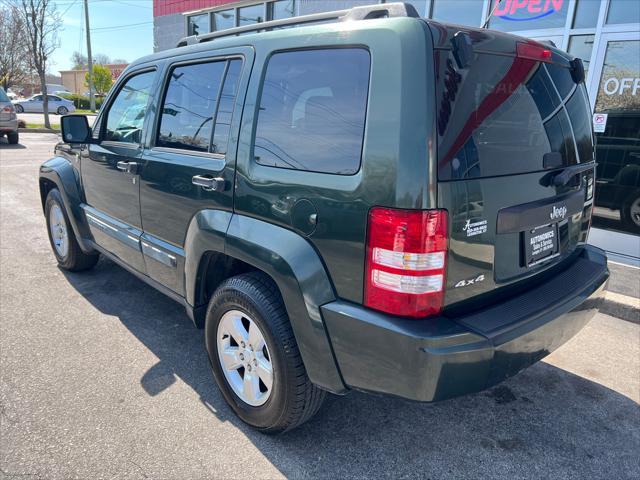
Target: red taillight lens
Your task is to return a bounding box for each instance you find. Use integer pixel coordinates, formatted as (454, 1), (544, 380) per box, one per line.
(516, 41), (552, 63)
(2, 105), (14, 113)
(364, 208), (448, 318)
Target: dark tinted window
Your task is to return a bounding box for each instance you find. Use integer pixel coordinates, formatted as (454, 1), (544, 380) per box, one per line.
(546, 64), (575, 100)
(104, 71), (155, 144)
(157, 61), (226, 152)
(436, 52), (584, 180)
(254, 48), (370, 174)
(566, 87), (594, 163)
(212, 60), (241, 155)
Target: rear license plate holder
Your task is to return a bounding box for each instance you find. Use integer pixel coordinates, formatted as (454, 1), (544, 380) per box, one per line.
(524, 223), (559, 267)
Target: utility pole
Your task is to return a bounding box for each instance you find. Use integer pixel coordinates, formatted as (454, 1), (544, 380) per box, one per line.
(83, 0), (96, 112)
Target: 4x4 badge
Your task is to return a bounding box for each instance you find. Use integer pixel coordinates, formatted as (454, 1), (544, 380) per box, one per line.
(550, 205), (567, 220)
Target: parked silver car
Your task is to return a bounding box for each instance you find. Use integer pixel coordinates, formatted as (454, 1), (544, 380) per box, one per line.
(13, 94), (76, 115)
(0, 87), (19, 145)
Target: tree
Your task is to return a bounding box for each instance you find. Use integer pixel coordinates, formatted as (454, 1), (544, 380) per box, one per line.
(0, 5), (30, 90)
(71, 51), (87, 70)
(93, 53), (111, 65)
(85, 64), (112, 95)
(15, 0), (61, 129)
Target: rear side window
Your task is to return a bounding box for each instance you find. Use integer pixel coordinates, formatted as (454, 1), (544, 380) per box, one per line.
(157, 58), (242, 154)
(253, 48), (370, 175)
(436, 51), (586, 180)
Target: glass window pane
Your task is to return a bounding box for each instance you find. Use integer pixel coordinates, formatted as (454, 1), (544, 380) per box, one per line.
(566, 88), (594, 163)
(188, 14), (209, 36)
(431, 0), (483, 26)
(157, 62), (226, 152)
(567, 34), (594, 76)
(104, 71), (155, 144)
(238, 4), (265, 27)
(269, 0), (295, 20)
(606, 0), (640, 25)
(595, 40), (640, 112)
(572, 0), (600, 28)
(212, 9), (235, 31)
(212, 60), (242, 155)
(490, 0), (569, 31)
(254, 48), (370, 174)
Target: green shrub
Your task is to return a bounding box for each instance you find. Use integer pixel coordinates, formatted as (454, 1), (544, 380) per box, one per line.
(59, 93), (103, 110)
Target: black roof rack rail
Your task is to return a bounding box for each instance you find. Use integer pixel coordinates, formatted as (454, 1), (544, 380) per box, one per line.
(176, 2), (420, 47)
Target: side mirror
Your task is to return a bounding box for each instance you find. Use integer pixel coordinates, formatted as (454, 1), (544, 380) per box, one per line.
(61, 114), (91, 144)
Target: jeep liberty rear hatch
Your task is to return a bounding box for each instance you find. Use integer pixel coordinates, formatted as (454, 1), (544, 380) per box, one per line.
(428, 23), (595, 311)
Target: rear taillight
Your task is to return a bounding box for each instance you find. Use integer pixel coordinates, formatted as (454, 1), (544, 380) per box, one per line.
(2, 105), (14, 113)
(364, 208), (448, 318)
(516, 41), (552, 63)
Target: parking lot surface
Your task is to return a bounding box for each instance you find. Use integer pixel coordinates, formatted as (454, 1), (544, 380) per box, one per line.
(1, 134), (639, 479)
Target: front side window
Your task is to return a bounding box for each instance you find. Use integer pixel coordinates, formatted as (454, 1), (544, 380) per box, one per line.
(103, 71), (155, 144)
(254, 48), (370, 174)
(157, 59), (242, 153)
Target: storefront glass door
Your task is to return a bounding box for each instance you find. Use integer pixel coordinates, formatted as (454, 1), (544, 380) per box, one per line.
(589, 32), (640, 240)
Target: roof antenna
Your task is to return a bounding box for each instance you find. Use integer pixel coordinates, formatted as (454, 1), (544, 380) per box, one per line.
(482, 0), (503, 28)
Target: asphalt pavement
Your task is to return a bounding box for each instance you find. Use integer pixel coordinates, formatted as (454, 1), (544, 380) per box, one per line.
(0, 133), (639, 479)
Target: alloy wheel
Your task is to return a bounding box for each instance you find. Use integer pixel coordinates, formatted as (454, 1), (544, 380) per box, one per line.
(216, 309), (273, 406)
(49, 204), (69, 258)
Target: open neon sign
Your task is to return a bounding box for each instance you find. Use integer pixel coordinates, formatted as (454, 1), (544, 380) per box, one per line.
(494, 0), (564, 21)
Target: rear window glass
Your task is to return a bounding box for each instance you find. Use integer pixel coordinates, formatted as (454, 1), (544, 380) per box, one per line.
(253, 48), (370, 175)
(565, 87), (594, 163)
(0, 88), (10, 102)
(436, 51), (585, 180)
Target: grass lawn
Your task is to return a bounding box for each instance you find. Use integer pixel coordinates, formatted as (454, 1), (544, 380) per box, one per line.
(74, 109), (99, 115)
(25, 123), (60, 130)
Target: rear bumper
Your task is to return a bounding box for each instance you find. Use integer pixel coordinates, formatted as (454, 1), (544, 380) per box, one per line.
(0, 118), (18, 132)
(322, 245), (609, 402)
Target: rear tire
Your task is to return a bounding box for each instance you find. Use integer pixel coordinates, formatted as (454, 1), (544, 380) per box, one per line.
(7, 131), (18, 144)
(621, 192), (640, 232)
(205, 272), (326, 433)
(45, 189), (99, 271)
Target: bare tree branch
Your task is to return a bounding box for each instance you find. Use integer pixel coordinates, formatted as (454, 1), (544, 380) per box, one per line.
(12, 0), (61, 129)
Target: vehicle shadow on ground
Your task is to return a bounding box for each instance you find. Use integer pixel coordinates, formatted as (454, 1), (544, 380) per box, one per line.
(0, 141), (26, 149)
(62, 257), (640, 479)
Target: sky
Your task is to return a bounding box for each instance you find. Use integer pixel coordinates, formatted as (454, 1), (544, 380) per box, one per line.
(51, 0), (154, 73)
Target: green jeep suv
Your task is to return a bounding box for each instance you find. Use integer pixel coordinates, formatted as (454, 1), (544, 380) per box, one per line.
(40, 3), (609, 433)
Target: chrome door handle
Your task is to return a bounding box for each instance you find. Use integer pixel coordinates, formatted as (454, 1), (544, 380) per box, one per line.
(116, 161), (139, 174)
(192, 175), (225, 191)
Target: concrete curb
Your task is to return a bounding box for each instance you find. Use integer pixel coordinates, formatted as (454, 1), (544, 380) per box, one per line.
(18, 128), (60, 133)
(601, 291), (639, 324)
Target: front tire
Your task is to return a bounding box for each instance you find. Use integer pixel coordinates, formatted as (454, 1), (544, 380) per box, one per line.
(45, 189), (99, 271)
(14, 104), (23, 113)
(205, 272), (326, 433)
(57, 106), (68, 115)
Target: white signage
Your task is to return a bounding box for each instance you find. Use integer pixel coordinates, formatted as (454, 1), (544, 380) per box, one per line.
(593, 113), (608, 133)
(603, 77), (640, 96)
